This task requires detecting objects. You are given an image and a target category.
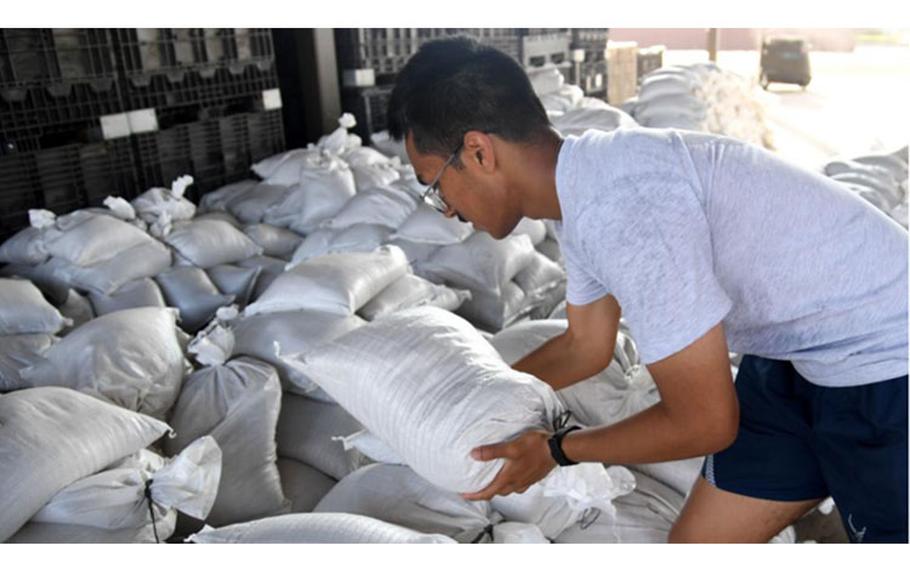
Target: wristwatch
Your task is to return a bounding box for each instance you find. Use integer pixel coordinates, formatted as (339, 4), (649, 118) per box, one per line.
(547, 425), (581, 466)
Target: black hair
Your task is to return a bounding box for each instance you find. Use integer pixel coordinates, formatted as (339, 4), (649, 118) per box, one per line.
(387, 36), (552, 160)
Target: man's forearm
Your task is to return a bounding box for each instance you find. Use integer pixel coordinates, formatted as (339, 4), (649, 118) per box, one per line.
(561, 400), (738, 465)
(512, 332), (612, 391)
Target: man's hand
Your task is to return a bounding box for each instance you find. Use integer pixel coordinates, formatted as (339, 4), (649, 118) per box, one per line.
(461, 430), (557, 501)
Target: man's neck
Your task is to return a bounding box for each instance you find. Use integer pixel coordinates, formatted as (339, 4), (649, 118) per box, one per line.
(505, 129), (565, 221)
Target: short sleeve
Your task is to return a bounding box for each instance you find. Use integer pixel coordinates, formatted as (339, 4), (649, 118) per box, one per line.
(554, 223), (609, 306)
(580, 174), (733, 364)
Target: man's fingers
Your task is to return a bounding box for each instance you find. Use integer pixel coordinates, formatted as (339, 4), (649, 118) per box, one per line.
(470, 442), (515, 462)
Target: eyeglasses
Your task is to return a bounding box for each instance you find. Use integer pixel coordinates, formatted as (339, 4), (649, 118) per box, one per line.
(421, 144), (462, 213)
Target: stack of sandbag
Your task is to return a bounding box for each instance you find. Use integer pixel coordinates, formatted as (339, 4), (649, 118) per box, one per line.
(17, 307), (192, 421)
(527, 65), (586, 114)
(156, 218), (263, 329)
(186, 512), (456, 544)
(421, 232), (544, 331)
(822, 146), (909, 228)
(1, 208), (172, 299)
(164, 319), (289, 527)
(508, 218), (567, 319)
(387, 203), (475, 273)
(0, 278), (70, 392)
(11, 437), (222, 544)
(0, 387), (171, 542)
(630, 63), (773, 149)
(279, 307), (636, 540)
(550, 102), (638, 137)
(489, 319), (705, 501)
(233, 246), (408, 398)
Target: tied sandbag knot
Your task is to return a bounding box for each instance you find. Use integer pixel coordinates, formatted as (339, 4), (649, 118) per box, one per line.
(143, 478), (161, 544)
(470, 523), (495, 543)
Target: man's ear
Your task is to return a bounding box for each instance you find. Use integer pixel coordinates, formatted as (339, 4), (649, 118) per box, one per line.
(463, 130), (497, 174)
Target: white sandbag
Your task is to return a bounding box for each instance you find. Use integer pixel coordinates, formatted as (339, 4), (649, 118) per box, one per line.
(344, 152), (402, 191)
(554, 470), (681, 543)
(0, 261), (71, 306)
(164, 219), (262, 269)
(510, 218), (548, 246)
(277, 393), (366, 480)
(369, 130), (410, 164)
(155, 267), (235, 333)
(89, 277), (166, 316)
(638, 74), (697, 102)
(528, 66), (565, 96)
(277, 458), (337, 514)
(225, 182), (289, 225)
(132, 176), (197, 229)
(288, 224), (394, 267)
(387, 237), (440, 268)
(824, 160), (901, 186)
(232, 310), (366, 395)
(43, 214), (154, 267)
(280, 306), (632, 516)
(0, 387), (170, 542)
(424, 232), (536, 295)
(233, 255), (287, 301)
(514, 252), (567, 297)
(315, 463), (500, 543)
(8, 521), (160, 543)
(251, 149), (309, 183)
(320, 186), (417, 230)
(187, 512), (456, 543)
(491, 320), (703, 497)
(317, 114), (361, 156)
(194, 210), (243, 229)
(44, 238), (173, 295)
(199, 179), (258, 213)
(0, 226), (49, 265)
(266, 157), (358, 231)
(539, 85), (584, 113)
(493, 522), (550, 543)
(491, 462), (636, 539)
(19, 307), (192, 420)
(392, 203), (475, 245)
(358, 273), (470, 321)
(455, 281), (532, 332)
(536, 237), (563, 265)
(164, 356), (289, 526)
(852, 152), (909, 180)
(830, 172), (902, 208)
(206, 264), (261, 308)
(56, 289), (95, 332)
(0, 278), (71, 335)
(31, 437), (221, 542)
(0, 333), (57, 392)
(242, 224), (303, 260)
(551, 106), (637, 137)
(245, 246), (409, 317)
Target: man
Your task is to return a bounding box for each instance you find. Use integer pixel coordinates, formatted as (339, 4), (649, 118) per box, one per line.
(387, 36), (908, 543)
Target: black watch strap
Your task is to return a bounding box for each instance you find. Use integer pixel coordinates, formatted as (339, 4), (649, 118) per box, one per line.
(548, 425), (581, 467)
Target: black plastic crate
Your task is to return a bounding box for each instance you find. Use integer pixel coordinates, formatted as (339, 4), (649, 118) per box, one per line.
(637, 47), (664, 81)
(1, 29), (123, 152)
(133, 109), (284, 202)
(119, 65), (278, 128)
(0, 137), (136, 240)
(110, 28), (274, 78)
(335, 28), (421, 81)
(341, 85), (393, 142)
(573, 60), (608, 97)
(571, 28), (609, 62)
(0, 29), (117, 88)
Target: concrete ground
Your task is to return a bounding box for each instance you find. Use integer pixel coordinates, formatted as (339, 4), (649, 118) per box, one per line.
(662, 45), (910, 169)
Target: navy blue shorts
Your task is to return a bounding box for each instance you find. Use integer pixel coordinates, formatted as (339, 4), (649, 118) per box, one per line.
(702, 355), (908, 543)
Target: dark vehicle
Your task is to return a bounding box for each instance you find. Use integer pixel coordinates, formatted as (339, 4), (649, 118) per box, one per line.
(759, 37), (811, 90)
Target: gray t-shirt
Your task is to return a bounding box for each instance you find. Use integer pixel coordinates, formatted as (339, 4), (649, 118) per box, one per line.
(554, 128), (908, 387)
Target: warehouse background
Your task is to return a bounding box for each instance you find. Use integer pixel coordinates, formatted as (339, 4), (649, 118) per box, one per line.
(0, 28), (661, 240)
